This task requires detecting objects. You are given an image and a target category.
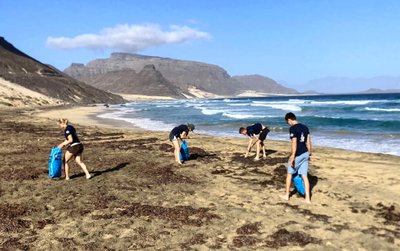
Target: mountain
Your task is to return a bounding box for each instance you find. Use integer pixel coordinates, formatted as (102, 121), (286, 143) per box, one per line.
(358, 88), (400, 94)
(297, 76), (400, 94)
(0, 36), (124, 107)
(88, 64), (185, 98)
(232, 75), (298, 94)
(64, 53), (242, 96)
(64, 53), (297, 97)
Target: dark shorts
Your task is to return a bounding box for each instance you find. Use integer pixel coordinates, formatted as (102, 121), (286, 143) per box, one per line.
(259, 128), (270, 141)
(67, 143), (84, 156)
(169, 131), (178, 141)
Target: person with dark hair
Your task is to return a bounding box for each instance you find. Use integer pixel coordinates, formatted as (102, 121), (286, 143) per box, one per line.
(57, 118), (91, 180)
(280, 112), (312, 203)
(239, 123), (270, 160)
(169, 123), (195, 165)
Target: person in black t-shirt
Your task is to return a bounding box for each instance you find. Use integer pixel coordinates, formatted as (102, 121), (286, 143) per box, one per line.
(239, 123), (270, 160)
(169, 123), (195, 165)
(58, 118), (91, 180)
(279, 112), (312, 203)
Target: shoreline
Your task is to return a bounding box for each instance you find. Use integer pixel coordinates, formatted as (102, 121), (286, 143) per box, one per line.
(35, 105), (143, 131)
(35, 105), (400, 157)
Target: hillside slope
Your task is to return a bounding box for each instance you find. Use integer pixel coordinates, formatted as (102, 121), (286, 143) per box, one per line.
(0, 37), (124, 107)
(233, 75), (298, 94)
(65, 53), (291, 97)
(87, 65), (185, 98)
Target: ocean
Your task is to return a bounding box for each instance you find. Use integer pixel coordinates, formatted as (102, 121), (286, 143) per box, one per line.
(98, 93), (400, 156)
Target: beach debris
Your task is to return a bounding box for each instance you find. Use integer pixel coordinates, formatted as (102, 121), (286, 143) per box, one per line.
(236, 222), (262, 235)
(118, 203), (219, 227)
(264, 228), (322, 248)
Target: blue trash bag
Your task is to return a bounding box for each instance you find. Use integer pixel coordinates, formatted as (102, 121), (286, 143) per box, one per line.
(293, 172), (305, 196)
(179, 140), (190, 161)
(48, 147), (62, 178)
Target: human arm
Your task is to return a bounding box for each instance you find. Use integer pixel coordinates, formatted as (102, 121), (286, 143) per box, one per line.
(180, 131), (188, 139)
(289, 137), (297, 167)
(307, 134), (312, 158)
(58, 135), (73, 149)
(245, 137), (258, 157)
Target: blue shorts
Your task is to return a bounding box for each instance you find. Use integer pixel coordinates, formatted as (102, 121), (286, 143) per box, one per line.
(287, 152), (309, 176)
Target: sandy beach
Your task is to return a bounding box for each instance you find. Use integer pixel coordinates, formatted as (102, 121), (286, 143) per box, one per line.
(1, 106), (399, 250)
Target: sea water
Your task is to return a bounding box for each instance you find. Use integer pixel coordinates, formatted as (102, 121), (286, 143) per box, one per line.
(98, 93), (400, 156)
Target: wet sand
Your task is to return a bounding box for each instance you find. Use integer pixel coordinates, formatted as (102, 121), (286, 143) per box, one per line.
(0, 106), (399, 250)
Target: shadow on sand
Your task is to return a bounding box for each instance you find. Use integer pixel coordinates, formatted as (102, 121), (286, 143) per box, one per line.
(290, 174), (319, 198)
(69, 162), (130, 179)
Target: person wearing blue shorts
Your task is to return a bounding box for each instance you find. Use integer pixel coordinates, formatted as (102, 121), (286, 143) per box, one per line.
(280, 112), (312, 204)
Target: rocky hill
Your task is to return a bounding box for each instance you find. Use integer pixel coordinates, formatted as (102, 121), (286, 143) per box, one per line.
(233, 75), (298, 94)
(64, 53), (297, 97)
(87, 64), (186, 98)
(0, 37), (124, 107)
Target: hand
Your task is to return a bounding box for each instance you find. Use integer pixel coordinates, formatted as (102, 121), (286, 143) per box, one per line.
(289, 155), (295, 167)
(58, 143), (64, 149)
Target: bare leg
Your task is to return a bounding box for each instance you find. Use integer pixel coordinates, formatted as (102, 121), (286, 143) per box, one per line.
(75, 154), (91, 179)
(172, 140), (182, 165)
(302, 174), (311, 204)
(254, 141), (260, 160)
(279, 173), (293, 201)
(64, 151), (74, 180)
(261, 141), (266, 158)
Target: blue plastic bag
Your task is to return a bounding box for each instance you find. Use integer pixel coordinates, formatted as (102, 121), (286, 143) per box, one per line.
(179, 140), (189, 161)
(293, 172), (305, 196)
(48, 147), (62, 178)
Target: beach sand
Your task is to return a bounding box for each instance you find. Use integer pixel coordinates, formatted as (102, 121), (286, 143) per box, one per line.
(1, 106), (399, 250)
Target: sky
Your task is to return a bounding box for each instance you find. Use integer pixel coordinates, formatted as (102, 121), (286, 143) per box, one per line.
(1, 0), (400, 92)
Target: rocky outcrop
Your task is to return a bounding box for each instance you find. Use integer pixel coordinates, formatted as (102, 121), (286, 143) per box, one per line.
(88, 65), (185, 98)
(64, 52), (300, 98)
(64, 53), (244, 96)
(0, 37), (125, 105)
(233, 75), (298, 94)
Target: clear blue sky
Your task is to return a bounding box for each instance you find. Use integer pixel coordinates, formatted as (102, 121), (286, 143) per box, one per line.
(1, 0), (400, 91)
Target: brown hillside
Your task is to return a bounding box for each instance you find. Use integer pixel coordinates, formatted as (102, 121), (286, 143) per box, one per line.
(233, 75), (298, 94)
(0, 37), (125, 105)
(89, 65), (185, 98)
(64, 53), (244, 96)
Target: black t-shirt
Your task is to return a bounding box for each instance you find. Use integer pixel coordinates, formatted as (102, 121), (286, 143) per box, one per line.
(64, 125), (80, 144)
(289, 123), (310, 156)
(246, 123), (262, 137)
(171, 125), (189, 139)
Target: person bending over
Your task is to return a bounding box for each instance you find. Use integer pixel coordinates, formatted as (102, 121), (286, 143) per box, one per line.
(239, 123), (270, 160)
(169, 123), (195, 165)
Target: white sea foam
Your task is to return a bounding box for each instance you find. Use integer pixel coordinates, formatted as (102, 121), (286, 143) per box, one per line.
(227, 103), (249, 106)
(251, 103), (302, 112)
(199, 108), (226, 115)
(364, 107), (400, 112)
(313, 133), (400, 156)
(314, 115), (342, 119)
(98, 110), (173, 131)
(253, 100), (301, 104)
(222, 112), (267, 119)
(309, 100), (377, 105)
